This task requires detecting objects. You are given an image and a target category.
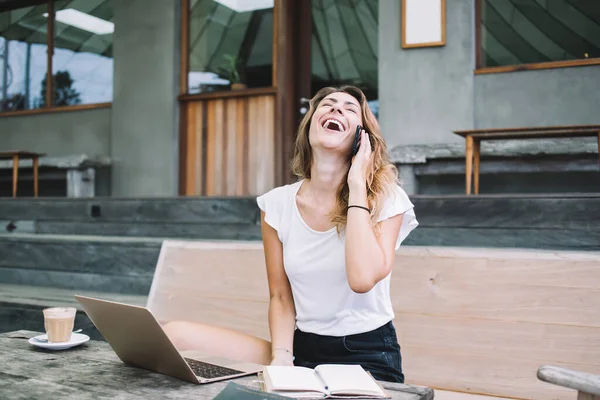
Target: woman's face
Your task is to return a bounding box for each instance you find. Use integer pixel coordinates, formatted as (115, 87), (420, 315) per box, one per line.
(308, 91), (363, 155)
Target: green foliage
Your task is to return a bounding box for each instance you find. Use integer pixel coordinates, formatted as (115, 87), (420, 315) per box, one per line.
(0, 93), (26, 111)
(218, 54), (243, 84)
(39, 70), (82, 107)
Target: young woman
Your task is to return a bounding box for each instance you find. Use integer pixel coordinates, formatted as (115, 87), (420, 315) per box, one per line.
(163, 85), (418, 383)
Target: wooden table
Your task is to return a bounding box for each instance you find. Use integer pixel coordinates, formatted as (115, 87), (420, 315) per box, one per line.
(454, 125), (600, 195)
(0, 331), (434, 400)
(0, 151), (45, 197)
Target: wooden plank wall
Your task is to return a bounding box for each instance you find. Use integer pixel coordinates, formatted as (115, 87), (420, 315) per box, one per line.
(392, 247), (600, 400)
(146, 242), (600, 400)
(184, 93), (276, 196)
(147, 241), (270, 340)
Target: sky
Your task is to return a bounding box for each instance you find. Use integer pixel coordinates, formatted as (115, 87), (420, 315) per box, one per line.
(0, 36), (113, 108)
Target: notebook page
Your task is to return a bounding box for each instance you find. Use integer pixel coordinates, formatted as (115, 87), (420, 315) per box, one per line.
(264, 366), (327, 394)
(314, 365), (384, 396)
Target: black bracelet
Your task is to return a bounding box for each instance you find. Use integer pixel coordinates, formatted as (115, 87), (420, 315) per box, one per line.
(347, 205), (370, 213)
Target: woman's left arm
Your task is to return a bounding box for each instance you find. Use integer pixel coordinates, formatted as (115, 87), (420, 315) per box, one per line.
(345, 128), (403, 293)
(345, 184), (403, 293)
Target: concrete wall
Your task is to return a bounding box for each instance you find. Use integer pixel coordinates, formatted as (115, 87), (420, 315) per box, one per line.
(379, 0), (474, 147)
(380, 0), (600, 195)
(380, 0), (600, 145)
(474, 66), (600, 128)
(0, 0), (181, 198)
(0, 108), (110, 156)
(110, 0), (180, 197)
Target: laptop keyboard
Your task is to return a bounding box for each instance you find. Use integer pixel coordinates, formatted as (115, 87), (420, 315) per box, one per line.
(184, 357), (245, 379)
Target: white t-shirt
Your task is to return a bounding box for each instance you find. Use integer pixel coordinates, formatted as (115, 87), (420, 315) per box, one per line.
(256, 179), (418, 337)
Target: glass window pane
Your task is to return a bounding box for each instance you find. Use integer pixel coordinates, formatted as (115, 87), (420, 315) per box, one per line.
(0, 4), (48, 113)
(188, 0), (274, 94)
(51, 0), (114, 107)
(480, 0), (600, 68)
(311, 0), (378, 117)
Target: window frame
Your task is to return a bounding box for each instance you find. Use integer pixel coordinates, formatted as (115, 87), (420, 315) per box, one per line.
(0, 0), (113, 117)
(474, 0), (600, 75)
(178, 0), (278, 100)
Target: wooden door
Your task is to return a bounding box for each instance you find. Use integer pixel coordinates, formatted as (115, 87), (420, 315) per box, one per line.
(179, 0), (312, 196)
(181, 89), (277, 196)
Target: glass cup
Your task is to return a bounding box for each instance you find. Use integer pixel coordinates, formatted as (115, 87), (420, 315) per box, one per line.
(43, 307), (76, 343)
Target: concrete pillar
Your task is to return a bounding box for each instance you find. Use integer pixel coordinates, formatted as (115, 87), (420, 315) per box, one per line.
(398, 164), (418, 195)
(67, 168), (95, 198)
(111, 0), (180, 196)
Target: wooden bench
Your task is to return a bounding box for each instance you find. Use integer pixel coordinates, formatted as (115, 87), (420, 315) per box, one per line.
(0, 151), (45, 197)
(146, 240), (600, 400)
(454, 125), (600, 195)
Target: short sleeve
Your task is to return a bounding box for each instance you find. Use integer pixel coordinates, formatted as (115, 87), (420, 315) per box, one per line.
(256, 186), (285, 237)
(376, 184), (419, 249)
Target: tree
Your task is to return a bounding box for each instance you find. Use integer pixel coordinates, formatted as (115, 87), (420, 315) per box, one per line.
(0, 93), (26, 111)
(39, 70), (82, 106)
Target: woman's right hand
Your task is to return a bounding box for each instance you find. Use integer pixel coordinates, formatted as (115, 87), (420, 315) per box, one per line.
(270, 350), (295, 366)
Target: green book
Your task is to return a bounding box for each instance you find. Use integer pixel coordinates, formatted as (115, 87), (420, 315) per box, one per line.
(212, 382), (291, 400)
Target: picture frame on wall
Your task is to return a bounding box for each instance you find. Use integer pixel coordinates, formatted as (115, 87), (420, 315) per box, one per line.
(401, 0), (446, 49)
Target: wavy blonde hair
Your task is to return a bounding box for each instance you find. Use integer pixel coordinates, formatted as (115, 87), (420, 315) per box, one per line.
(290, 85), (399, 232)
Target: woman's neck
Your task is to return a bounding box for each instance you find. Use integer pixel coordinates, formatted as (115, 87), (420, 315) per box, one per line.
(305, 154), (348, 199)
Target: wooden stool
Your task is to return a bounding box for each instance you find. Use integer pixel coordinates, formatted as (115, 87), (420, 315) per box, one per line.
(0, 151), (46, 197)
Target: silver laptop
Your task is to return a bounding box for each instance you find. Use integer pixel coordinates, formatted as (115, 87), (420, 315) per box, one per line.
(74, 295), (264, 384)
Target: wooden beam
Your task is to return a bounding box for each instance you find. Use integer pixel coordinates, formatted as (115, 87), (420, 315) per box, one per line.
(12, 155), (18, 198)
(178, 87), (277, 102)
(475, 58), (600, 75)
(179, 0), (190, 95)
(0, 102), (112, 119)
(473, 138), (480, 195)
(178, 103), (189, 196)
(274, 0), (307, 186)
(455, 125), (600, 135)
(32, 155), (39, 197)
(465, 136), (473, 195)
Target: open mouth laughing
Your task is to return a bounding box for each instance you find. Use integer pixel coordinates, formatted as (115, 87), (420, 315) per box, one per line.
(321, 118), (347, 133)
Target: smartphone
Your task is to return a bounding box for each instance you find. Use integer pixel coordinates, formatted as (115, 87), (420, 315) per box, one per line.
(351, 125), (362, 157)
(351, 125), (374, 157)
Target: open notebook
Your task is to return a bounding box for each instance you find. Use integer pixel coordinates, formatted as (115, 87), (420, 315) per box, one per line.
(260, 364), (391, 399)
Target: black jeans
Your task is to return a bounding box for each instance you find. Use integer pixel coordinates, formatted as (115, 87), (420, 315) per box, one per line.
(292, 321), (404, 383)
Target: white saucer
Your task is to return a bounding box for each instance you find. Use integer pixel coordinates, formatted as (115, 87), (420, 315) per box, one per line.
(28, 332), (90, 350)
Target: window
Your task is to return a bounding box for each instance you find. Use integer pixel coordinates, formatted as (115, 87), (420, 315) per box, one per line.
(0, 4), (48, 112)
(0, 0), (113, 113)
(477, 0), (600, 71)
(186, 0), (274, 94)
(311, 0), (379, 117)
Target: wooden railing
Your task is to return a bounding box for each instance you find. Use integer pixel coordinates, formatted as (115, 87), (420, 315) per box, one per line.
(180, 88), (277, 196)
